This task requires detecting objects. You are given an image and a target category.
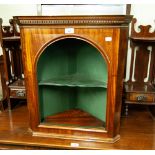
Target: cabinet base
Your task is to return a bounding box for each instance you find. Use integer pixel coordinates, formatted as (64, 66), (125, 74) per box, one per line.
(32, 131), (120, 144)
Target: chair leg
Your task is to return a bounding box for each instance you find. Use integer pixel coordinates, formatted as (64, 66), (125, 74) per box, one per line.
(148, 105), (155, 120)
(7, 98), (11, 111)
(125, 104), (129, 116)
(0, 100), (4, 112)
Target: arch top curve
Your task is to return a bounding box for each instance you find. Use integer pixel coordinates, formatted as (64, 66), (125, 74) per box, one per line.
(34, 35), (110, 68)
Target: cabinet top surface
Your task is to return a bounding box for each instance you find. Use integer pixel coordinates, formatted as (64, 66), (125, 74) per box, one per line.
(14, 15), (132, 27)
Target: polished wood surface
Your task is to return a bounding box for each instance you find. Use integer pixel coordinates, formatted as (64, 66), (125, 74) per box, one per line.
(45, 109), (105, 128)
(15, 15), (132, 145)
(0, 104), (155, 150)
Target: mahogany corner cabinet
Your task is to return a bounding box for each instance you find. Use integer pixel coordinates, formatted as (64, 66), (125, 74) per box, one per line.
(14, 15), (132, 148)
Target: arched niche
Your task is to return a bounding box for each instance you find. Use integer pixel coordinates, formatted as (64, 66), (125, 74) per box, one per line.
(37, 38), (108, 129)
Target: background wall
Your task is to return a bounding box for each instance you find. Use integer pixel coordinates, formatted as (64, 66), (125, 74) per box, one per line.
(131, 4), (155, 27)
(0, 4), (37, 25)
(0, 4), (155, 79)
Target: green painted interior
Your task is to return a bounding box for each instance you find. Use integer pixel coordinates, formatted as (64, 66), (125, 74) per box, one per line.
(37, 38), (108, 126)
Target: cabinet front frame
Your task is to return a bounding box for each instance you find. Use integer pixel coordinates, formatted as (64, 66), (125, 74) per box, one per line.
(20, 24), (126, 142)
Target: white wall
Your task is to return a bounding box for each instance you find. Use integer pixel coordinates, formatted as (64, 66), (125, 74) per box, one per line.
(41, 4), (127, 15)
(0, 4), (37, 25)
(131, 4), (155, 28)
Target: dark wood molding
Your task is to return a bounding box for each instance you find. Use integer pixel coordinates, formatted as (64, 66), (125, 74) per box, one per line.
(14, 15), (132, 26)
(131, 18), (155, 40)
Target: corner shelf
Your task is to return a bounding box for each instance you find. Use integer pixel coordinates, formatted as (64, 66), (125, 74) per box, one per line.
(43, 108), (105, 129)
(38, 74), (107, 88)
(16, 15), (132, 145)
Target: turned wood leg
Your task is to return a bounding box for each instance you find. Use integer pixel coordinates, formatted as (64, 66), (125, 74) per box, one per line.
(0, 101), (4, 112)
(7, 98), (11, 111)
(125, 104), (128, 116)
(148, 105), (155, 120)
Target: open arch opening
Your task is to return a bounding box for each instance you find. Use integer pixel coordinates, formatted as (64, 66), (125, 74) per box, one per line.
(37, 38), (108, 129)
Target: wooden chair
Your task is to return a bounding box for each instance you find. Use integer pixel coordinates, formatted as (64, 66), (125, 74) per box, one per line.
(0, 18), (26, 110)
(123, 18), (155, 116)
